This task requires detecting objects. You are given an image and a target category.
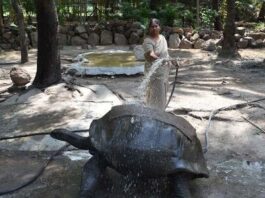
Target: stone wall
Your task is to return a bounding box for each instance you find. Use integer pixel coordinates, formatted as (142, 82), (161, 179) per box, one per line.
(1, 20), (265, 51)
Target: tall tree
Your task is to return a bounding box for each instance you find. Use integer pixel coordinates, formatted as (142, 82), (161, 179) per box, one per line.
(149, 0), (160, 10)
(218, 0), (239, 58)
(11, 0), (28, 63)
(212, 0), (222, 30)
(0, 0), (4, 35)
(33, 0), (61, 88)
(257, 2), (265, 21)
(196, 0), (200, 27)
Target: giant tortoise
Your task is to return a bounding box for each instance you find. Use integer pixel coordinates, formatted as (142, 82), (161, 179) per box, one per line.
(51, 104), (209, 197)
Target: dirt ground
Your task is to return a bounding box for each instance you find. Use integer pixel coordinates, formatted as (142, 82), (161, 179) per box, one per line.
(0, 46), (265, 198)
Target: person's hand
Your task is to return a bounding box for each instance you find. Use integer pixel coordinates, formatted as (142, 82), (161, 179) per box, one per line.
(150, 51), (159, 60)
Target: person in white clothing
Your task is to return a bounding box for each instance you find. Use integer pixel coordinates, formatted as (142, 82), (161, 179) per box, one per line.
(142, 18), (170, 110)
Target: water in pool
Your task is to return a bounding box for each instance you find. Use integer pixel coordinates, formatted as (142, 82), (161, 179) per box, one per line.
(85, 52), (143, 67)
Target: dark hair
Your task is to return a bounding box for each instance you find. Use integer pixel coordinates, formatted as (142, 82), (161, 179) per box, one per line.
(147, 18), (161, 30)
(145, 18), (161, 36)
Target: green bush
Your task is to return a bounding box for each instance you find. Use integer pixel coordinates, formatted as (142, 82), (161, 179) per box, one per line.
(158, 3), (195, 27)
(235, 0), (257, 21)
(200, 7), (218, 29)
(120, 0), (150, 25)
(255, 22), (265, 31)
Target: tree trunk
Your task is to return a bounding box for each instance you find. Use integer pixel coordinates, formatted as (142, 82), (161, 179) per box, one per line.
(11, 0), (28, 63)
(258, 2), (265, 21)
(212, 0), (223, 30)
(104, 0), (110, 18)
(218, 0), (239, 58)
(196, 0), (200, 27)
(33, 0), (61, 88)
(0, 0), (4, 36)
(149, 0), (160, 10)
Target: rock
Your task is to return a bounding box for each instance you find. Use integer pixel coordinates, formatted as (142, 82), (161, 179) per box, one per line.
(190, 33), (200, 42)
(198, 29), (211, 38)
(66, 68), (78, 76)
(168, 33), (181, 49)
(100, 30), (113, 45)
(216, 37), (223, 46)
(179, 39), (193, 49)
(75, 25), (87, 34)
(116, 26), (124, 34)
(58, 25), (68, 34)
(244, 36), (255, 45)
(194, 39), (205, 49)
(234, 34), (241, 42)
(171, 27), (184, 35)
(236, 27), (246, 36)
(203, 34), (210, 40)
(136, 29), (144, 37)
(124, 29), (132, 38)
(216, 46), (222, 53)
(256, 39), (264, 48)
(245, 32), (265, 40)
(71, 36), (87, 45)
(210, 30), (222, 39)
(237, 38), (248, 49)
(30, 31), (38, 48)
(183, 27), (193, 35)
(26, 25), (37, 32)
(80, 33), (89, 40)
(128, 32), (140, 44)
(133, 45), (145, 61)
(2, 31), (12, 40)
(186, 32), (192, 40)
(105, 22), (113, 31)
(58, 33), (68, 45)
(10, 67), (31, 86)
(81, 44), (94, 49)
(250, 39), (264, 48)
(68, 30), (75, 36)
(131, 22), (142, 29)
(114, 33), (127, 45)
(163, 26), (172, 35)
(88, 33), (100, 46)
(9, 23), (18, 31)
(202, 39), (217, 51)
(0, 43), (12, 50)
(129, 44), (136, 50)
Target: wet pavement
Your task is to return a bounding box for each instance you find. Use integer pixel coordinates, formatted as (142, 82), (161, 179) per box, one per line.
(0, 47), (265, 197)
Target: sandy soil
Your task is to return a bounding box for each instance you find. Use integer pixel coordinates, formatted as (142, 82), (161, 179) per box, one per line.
(0, 46), (265, 198)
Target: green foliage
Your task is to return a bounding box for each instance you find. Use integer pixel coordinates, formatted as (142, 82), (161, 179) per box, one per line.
(120, 1), (197, 27)
(235, 0), (257, 21)
(1, 0), (263, 27)
(255, 22), (265, 31)
(220, 0), (227, 24)
(181, 7), (196, 27)
(158, 3), (195, 27)
(200, 7), (218, 29)
(158, 3), (180, 26)
(120, 0), (150, 25)
(2, 0), (11, 15)
(21, 0), (35, 15)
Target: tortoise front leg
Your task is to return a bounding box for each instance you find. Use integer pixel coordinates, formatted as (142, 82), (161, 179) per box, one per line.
(80, 155), (107, 198)
(169, 174), (191, 198)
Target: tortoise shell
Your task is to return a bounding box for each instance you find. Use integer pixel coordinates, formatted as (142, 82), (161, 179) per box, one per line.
(89, 104), (209, 178)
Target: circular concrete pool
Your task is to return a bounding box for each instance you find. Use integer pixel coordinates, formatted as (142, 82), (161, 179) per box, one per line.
(69, 50), (145, 76)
